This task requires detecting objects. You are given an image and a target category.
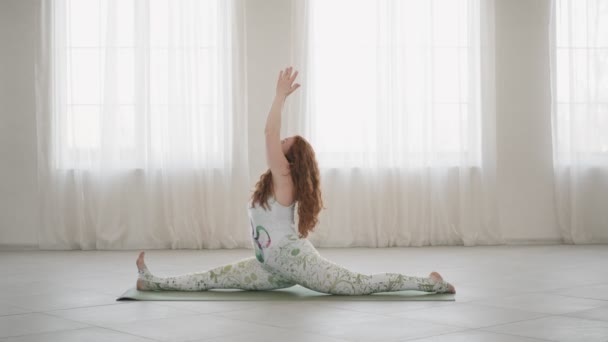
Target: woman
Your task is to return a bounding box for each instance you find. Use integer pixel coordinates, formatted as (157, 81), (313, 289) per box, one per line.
(136, 66), (456, 295)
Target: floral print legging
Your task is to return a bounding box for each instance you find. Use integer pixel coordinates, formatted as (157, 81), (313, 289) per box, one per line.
(138, 233), (451, 295)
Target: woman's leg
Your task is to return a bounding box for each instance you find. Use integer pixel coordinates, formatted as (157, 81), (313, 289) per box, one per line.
(137, 253), (296, 292)
(264, 234), (453, 295)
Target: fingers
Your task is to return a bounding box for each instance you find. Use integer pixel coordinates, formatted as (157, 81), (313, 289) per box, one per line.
(280, 66), (298, 80)
(287, 83), (301, 95)
(278, 67), (300, 93)
(284, 66), (292, 79)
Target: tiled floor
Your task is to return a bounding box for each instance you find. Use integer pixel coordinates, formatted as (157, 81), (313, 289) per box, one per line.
(1, 244), (607, 341)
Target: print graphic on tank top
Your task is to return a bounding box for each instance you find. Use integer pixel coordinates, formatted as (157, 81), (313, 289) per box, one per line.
(250, 218), (271, 263)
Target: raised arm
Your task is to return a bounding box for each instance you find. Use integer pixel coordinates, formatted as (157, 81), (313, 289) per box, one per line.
(264, 67), (300, 178)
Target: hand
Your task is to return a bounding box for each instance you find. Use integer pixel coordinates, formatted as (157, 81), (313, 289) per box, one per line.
(276, 66), (300, 99)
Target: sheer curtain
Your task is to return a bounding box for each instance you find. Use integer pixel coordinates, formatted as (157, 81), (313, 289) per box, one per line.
(549, 0), (608, 244)
(286, 0), (504, 247)
(35, 0), (250, 250)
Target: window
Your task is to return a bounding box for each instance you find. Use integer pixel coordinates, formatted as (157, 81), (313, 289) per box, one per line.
(308, 0), (481, 168)
(553, 0), (608, 163)
(54, 0), (230, 169)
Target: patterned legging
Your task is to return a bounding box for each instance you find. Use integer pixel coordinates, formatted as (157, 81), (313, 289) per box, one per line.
(138, 233), (451, 295)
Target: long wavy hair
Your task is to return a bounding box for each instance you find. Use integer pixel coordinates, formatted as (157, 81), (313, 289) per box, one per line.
(250, 135), (324, 239)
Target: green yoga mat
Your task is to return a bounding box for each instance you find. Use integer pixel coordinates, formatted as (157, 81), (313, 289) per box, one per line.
(116, 284), (455, 301)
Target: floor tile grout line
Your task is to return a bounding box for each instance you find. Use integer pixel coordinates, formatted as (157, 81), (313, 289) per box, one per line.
(292, 311), (472, 333)
(36, 311), (174, 342)
(149, 300), (263, 315)
(206, 306), (428, 339)
(44, 306), (345, 342)
(0, 323), (162, 342)
(384, 299), (551, 316)
(473, 315), (568, 342)
(45, 300), (204, 314)
(538, 280), (608, 292)
(545, 293), (608, 302)
(295, 300), (457, 318)
(386, 306), (551, 331)
(0, 301), (183, 317)
(0, 327), (94, 341)
(400, 328), (554, 342)
(194, 313), (364, 341)
(470, 329), (560, 342)
(41, 306), (206, 326)
(556, 311), (608, 325)
(460, 299), (601, 316)
(195, 323), (358, 342)
(473, 312), (555, 330)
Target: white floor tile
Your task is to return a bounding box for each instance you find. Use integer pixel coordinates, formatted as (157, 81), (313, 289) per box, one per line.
(0, 313), (90, 339)
(389, 302), (548, 329)
(481, 315), (608, 342)
(300, 316), (466, 342)
(193, 324), (352, 342)
(214, 301), (390, 331)
(1, 290), (121, 312)
(470, 292), (607, 315)
(0, 301), (31, 317)
(0, 327), (156, 342)
(309, 300), (455, 315)
(547, 283), (608, 301)
(151, 300), (261, 314)
(44, 301), (200, 326)
(437, 285), (528, 303)
(562, 304), (608, 323)
(402, 329), (551, 341)
(101, 314), (283, 342)
(0, 245), (607, 341)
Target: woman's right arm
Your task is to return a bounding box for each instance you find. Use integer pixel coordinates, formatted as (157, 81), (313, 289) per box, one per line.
(264, 67), (300, 177)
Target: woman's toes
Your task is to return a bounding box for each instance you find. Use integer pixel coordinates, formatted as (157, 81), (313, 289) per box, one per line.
(136, 251), (146, 270)
(429, 271), (443, 281)
(447, 283), (456, 294)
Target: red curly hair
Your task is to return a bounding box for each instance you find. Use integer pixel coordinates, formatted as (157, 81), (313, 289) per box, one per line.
(250, 135), (324, 239)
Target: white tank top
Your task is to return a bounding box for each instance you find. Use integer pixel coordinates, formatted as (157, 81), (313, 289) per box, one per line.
(246, 195), (297, 263)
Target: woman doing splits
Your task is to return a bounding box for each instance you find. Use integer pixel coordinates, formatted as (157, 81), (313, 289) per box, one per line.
(136, 66), (456, 295)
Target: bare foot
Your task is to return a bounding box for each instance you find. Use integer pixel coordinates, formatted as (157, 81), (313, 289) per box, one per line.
(429, 271), (456, 294)
(136, 251), (149, 291)
(136, 251), (147, 271)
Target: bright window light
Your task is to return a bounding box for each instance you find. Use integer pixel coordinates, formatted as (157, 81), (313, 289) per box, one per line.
(309, 0), (477, 167)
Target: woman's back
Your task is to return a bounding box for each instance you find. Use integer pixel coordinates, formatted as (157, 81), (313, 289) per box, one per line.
(247, 195), (298, 264)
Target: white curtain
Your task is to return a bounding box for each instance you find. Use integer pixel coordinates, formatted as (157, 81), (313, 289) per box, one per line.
(286, 0), (504, 247)
(549, 0), (608, 244)
(35, 0), (250, 250)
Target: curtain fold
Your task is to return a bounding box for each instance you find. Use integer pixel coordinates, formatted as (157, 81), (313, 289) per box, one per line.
(549, 0), (608, 244)
(35, 0), (250, 250)
(286, 0), (504, 247)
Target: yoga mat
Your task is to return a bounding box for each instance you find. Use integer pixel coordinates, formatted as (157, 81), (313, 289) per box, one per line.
(117, 284), (455, 301)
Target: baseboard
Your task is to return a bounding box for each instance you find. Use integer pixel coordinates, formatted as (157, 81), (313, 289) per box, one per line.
(503, 238), (565, 245)
(0, 244), (39, 251)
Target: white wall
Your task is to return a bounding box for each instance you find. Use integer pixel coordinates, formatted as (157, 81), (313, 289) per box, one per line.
(0, 0), (560, 249)
(0, 0), (40, 248)
(494, 0), (559, 243)
(245, 0), (291, 184)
